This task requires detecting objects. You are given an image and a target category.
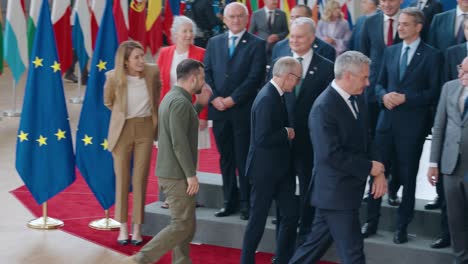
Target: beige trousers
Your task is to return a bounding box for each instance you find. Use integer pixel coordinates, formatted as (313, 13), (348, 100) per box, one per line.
(136, 178), (196, 264)
(112, 116), (153, 224)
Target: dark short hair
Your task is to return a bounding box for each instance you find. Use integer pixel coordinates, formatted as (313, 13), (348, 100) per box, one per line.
(176, 59), (204, 81)
(292, 4), (313, 17)
(401, 7), (425, 25)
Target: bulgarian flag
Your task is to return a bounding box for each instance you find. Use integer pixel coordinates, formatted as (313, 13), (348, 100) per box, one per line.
(4, 0), (28, 82)
(52, 0), (73, 74)
(280, 0), (296, 19)
(27, 0), (41, 57)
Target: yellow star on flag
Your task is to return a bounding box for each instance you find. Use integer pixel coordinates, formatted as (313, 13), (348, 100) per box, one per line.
(51, 61), (61, 72)
(36, 135), (47, 146)
(101, 139), (109, 150)
(97, 60), (107, 71)
(18, 131), (29, 142)
(82, 135), (93, 146)
(54, 129), (66, 141)
(32, 57), (43, 68)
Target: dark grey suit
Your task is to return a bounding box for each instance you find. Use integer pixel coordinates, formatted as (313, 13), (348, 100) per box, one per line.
(445, 43), (467, 83)
(429, 79), (468, 264)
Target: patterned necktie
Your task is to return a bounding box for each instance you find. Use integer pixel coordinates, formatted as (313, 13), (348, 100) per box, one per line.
(268, 11), (273, 32)
(400, 46), (410, 81)
(295, 57), (304, 97)
(387, 18), (394, 46)
(229, 36), (238, 58)
(349, 96), (360, 119)
(457, 14), (467, 44)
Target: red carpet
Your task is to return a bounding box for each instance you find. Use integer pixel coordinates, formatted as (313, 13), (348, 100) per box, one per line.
(10, 130), (336, 264)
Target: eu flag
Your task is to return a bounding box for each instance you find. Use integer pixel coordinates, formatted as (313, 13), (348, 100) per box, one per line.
(76, 0), (118, 210)
(15, 0), (76, 205)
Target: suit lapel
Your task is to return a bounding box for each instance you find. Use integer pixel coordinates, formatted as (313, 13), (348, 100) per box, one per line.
(297, 54), (320, 100)
(230, 32), (250, 60)
(400, 42), (424, 82)
(222, 33), (229, 60)
(144, 66), (155, 110)
(376, 13), (385, 47)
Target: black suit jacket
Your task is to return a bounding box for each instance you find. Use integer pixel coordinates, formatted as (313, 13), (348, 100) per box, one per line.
(445, 42), (467, 83)
(245, 82), (291, 182)
(428, 9), (457, 51)
(271, 37), (336, 63)
(204, 32), (266, 121)
(283, 53), (334, 161)
(409, 0), (443, 41)
(375, 41), (442, 138)
(309, 86), (372, 210)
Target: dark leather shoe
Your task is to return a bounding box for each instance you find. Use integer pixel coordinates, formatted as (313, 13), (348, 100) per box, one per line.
(393, 229), (408, 244)
(240, 209), (249, 220)
(361, 222), (377, 238)
(117, 239), (130, 245)
(424, 196), (441, 210)
(64, 73), (78, 83)
(430, 236), (451, 249)
(131, 239), (143, 246)
(214, 208), (233, 217)
(387, 196), (401, 206)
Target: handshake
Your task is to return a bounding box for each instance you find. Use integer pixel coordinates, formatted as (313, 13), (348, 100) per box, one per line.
(370, 161), (387, 199)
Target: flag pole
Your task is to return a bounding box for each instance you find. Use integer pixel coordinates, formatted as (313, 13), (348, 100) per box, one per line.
(68, 68), (84, 104)
(27, 202), (64, 229)
(3, 80), (21, 117)
(89, 209), (120, 230)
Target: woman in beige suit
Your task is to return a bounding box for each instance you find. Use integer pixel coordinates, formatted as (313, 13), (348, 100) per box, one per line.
(104, 40), (161, 246)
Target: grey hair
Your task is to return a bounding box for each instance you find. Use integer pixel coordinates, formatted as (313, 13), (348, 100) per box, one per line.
(273, 56), (302, 77)
(291, 17), (316, 35)
(170, 16), (197, 43)
(224, 2), (249, 17)
(334, 51), (371, 79)
(400, 7), (425, 25)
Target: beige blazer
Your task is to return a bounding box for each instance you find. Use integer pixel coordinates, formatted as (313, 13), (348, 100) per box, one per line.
(104, 63), (161, 152)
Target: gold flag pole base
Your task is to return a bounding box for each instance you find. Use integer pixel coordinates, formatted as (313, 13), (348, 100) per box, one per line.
(27, 202), (64, 229)
(88, 210), (120, 230)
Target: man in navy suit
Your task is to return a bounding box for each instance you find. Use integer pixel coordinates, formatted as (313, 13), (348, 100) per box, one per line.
(445, 19), (468, 83)
(290, 51), (387, 264)
(241, 57), (301, 264)
(271, 5), (336, 63)
(409, 0), (442, 41)
(349, 0), (380, 51)
(359, 0), (403, 211)
(273, 17), (335, 244)
(428, 0), (468, 52)
(363, 8), (442, 244)
(204, 2), (267, 220)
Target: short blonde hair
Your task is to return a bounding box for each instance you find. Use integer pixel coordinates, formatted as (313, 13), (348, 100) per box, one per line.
(322, 0), (344, 22)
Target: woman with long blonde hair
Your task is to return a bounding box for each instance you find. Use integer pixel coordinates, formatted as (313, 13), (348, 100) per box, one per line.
(104, 40), (161, 246)
(316, 0), (351, 55)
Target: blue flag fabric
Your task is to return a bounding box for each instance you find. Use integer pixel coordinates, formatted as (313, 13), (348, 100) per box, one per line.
(76, 0), (118, 210)
(15, 0), (76, 205)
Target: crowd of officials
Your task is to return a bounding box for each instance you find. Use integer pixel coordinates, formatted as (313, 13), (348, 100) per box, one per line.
(98, 0), (468, 263)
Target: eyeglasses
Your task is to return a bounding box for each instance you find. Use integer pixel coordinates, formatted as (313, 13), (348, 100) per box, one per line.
(289, 72), (302, 81)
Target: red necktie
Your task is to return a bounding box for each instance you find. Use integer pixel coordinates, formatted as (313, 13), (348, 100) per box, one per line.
(387, 18), (394, 46)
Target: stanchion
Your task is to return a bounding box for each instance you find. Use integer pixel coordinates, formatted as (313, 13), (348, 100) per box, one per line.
(27, 202), (64, 229)
(89, 209), (120, 230)
(68, 69), (84, 104)
(3, 80), (21, 117)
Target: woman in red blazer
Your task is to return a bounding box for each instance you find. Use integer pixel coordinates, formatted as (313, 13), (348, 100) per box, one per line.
(156, 16), (210, 208)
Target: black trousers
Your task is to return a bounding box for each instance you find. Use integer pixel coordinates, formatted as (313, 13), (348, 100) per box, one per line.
(213, 119), (251, 211)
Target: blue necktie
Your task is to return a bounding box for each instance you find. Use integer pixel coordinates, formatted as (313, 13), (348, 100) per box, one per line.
(463, 95), (468, 118)
(400, 46), (410, 81)
(349, 96), (360, 119)
(229, 36), (238, 58)
(295, 57), (304, 97)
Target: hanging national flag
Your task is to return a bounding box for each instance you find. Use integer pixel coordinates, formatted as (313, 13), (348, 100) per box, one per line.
(76, 0), (117, 210)
(4, 0), (28, 82)
(279, 0), (296, 20)
(91, 0), (106, 48)
(16, 0), (76, 205)
(339, 0), (354, 29)
(52, 0), (73, 74)
(27, 0), (42, 57)
(113, 0), (129, 43)
(129, 0), (147, 49)
(72, 0), (93, 72)
(163, 0), (181, 46)
(146, 0), (163, 55)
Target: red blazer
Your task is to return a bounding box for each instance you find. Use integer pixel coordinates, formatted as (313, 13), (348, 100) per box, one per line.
(157, 44), (208, 120)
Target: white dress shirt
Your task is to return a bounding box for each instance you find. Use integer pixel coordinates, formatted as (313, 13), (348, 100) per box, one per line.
(401, 38), (421, 66)
(331, 80), (359, 119)
(292, 49), (313, 78)
(383, 13), (399, 46)
(228, 30), (246, 49)
(264, 7), (275, 25)
(455, 6), (468, 36)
